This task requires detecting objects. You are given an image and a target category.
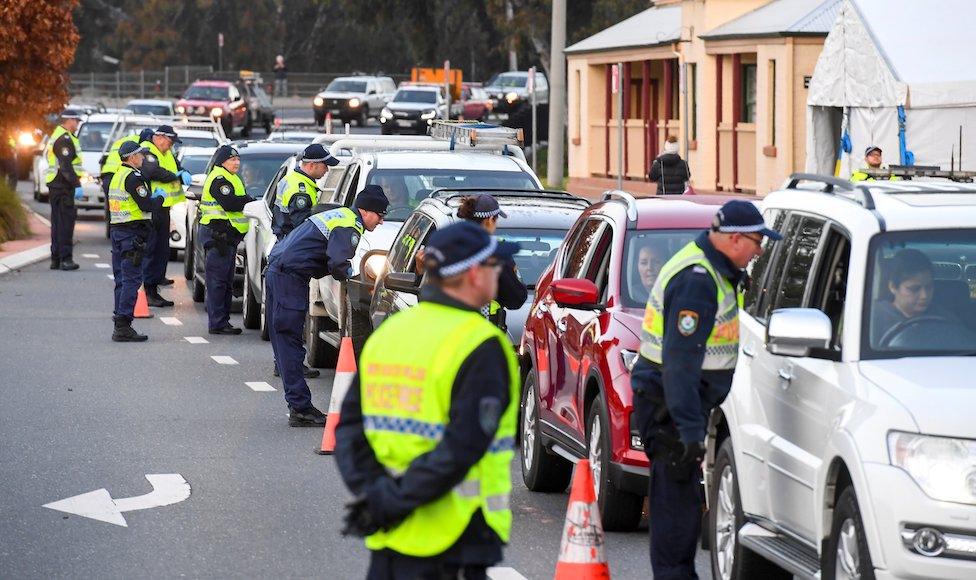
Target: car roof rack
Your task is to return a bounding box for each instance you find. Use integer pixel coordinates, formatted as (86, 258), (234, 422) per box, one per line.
(325, 135), (528, 162)
(601, 189), (638, 221)
(428, 120), (524, 149)
(784, 173), (876, 210)
(99, 113), (227, 154)
(428, 187), (590, 208)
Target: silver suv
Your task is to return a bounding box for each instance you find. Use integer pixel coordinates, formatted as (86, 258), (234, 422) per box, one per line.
(312, 76), (396, 127)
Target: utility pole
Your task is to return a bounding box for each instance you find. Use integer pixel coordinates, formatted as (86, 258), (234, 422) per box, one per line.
(506, 1), (518, 71)
(547, 0), (567, 189)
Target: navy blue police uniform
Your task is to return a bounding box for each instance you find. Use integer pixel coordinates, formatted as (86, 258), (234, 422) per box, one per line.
(47, 111), (84, 271)
(266, 184), (389, 426)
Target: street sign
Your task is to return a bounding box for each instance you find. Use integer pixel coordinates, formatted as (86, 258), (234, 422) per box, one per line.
(218, 33), (224, 48)
(43, 474), (190, 527)
(611, 65), (619, 94)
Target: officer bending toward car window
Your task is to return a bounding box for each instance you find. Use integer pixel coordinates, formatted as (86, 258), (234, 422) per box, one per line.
(139, 125), (192, 308)
(100, 128), (154, 201)
(271, 143), (339, 240)
(266, 185), (388, 427)
(199, 145), (252, 335)
(45, 110), (86, 271)
(108, 141), (155, 342)
(631, 200), (781, 579)
(335, 221), (521, 580)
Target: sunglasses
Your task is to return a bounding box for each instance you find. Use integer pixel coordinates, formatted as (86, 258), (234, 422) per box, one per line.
(741, 233), (763, 247)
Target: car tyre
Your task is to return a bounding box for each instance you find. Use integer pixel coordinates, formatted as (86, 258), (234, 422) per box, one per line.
(192, 275), (205, 303)
(169, 247), (179, 261)
(708, 437), (792, 580)
(242, 263), (261, 329)
(357, 106), (369, 127)
(183, 225), (194, 280)
(823, 486), (876, 580)
(587, 397), (643, 531)
(520, 370), (573, 492)
(306, 313), (338, 368)
(346, 300), (372, 356)
(263, 116), (273, 134)
(314, 113), (324, 127)
(380, 125), (393, 135)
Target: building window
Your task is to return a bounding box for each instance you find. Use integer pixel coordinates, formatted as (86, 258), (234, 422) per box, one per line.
(688, 63), (697, 140)
(742, 63), (757, 123)
(767, 60), (776, 145)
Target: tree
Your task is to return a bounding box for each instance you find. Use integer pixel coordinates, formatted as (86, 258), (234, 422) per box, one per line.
(0, 0), (80, 134)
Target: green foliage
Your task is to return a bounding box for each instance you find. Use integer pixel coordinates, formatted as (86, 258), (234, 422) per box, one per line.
(0, 180), (31, 248)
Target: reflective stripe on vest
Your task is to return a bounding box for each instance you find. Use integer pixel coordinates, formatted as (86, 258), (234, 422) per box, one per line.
(108, 165), (151, 224)
(851, 169), (899, 183)
(200, 166), (250, 234)
(308, 207), (363, 239)
(100, 134), (139, 176)
(358, 301), (520, 557)
(276, 170), (320, 213)
(639, 241), (742, 370)
(44, 125), (83, 184)
(141, 141), (185, 207)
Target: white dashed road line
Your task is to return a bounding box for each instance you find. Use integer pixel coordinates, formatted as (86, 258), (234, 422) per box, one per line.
(487, 568), (528, 580)
(245, 381), (276, 392)
(82, 253), (99, 259)
(160, 317), (183, 326)
(107, 274), (114, 280)
(94, 263), (110, 269)
(211, 356), (238, 365)
(184, 336), (209, 344)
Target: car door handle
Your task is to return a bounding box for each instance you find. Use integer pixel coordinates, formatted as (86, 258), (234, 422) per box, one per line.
(557, 318), (568, 333)
(778, 368), (794, 388)
(537, 302), (549, 314)
(742, 344), (756, 358)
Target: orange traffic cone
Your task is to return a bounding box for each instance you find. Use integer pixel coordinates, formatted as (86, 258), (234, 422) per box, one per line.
(134, 287), (154, 319)
(554, 459), (611, 579)
(315, 336), (356, 455)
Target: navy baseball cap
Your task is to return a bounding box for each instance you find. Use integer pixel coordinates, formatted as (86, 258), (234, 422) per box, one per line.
(424, 221), (520, 278)
(118, 141), (148, 159)
(138, 128), (155, 142)
(302, 143), (340, 166)
(353, 184), (390, 215)
(711, 200), (782, 240)
(212, 144), (240, 167)
(865, 145), (882, 156)
(467, 194), (507, 219)
(154, 125), (182, 143)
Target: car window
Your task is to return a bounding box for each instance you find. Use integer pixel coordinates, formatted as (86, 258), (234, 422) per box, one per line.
(229, 86), (241, 101)
(327, 80), (368, 93)
(393, 90), (438, 104)
(773, 216), (825, 311)
(585, 224), (614, 301)
(366, 168), (538, 210)
(184, 85), (230, 101)
(76, 121), (115, 152)
(264, 163), (290, 208)
(340, 164), (362, 206)
(179, 154), (211, 176)
(389, 213), (434, 274)
(321, 165), (347, 201)
(621, 229), (699, 308)
(748, 212), (802, 322)
(562, 219), (604, 279)
(743, 209), (786, 319)
(495, 228), (570, 290)
(807, 225), (851, 350)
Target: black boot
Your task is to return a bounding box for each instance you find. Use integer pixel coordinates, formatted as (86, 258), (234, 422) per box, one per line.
(50, 258), (61, 270)
(60, 258), (79, 271)
(158, 277), (175, 286)
(146, 286), (174, 307)
(112, 318), (148, 342)
(288, 406), (326, 427)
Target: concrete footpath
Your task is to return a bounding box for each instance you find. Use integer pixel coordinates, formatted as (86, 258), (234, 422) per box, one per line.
(0, 210), (51, 276)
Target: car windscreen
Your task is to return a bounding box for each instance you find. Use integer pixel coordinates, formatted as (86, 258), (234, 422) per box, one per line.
(236, 154), (300, 197)
(366, 169), (539, 217)
(180, 154), (211, 176)
(863, 229), (976, 357)
(128, 104), (172, 115)
(183, 85), (229, 101)
(486, 74), (527, 89)
(77, 122), (115, 152)
(496, 228), (568, 289)
(326, 80), (367, 93)
(392, 90), (437, 104)
(177, 137), (220, 150)
(621, 229), (699, 308)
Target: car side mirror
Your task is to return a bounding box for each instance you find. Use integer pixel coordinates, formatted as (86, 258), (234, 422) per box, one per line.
(368, 89), (376, 95)
(384, 271), (419, 294)
(190, 173), (206, 187)
(243, 199), (265, 221)
(360, 249), (389, 284)
(551, 278), (605, 311)
(766, 308), (832, 357)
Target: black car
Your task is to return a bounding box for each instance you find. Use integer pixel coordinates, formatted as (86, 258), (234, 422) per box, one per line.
(187, 141), (305, 304)
(379, 86), (450, 135)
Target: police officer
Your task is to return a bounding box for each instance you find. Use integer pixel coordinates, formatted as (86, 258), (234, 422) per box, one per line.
(266, 185), (389, 427)
(851, 145), (898, 182)
(271, 143), (339, 240)
(108, 141), (155, 342)
(335, 221), (521, 580)
(631, 200), (781, 579)
(100, 128), (154, 201)
(199, 145), (251, 335)
(140, 125), (192, 307)
(45, 109), (86, 271)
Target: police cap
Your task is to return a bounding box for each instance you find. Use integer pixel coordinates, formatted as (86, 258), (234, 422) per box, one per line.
(301, 143), (340, 166)
(119, 141), (149, 160)
(154, 124), (182, 143)
(711, 200), (782, 240)
(212, 144), (240, 167)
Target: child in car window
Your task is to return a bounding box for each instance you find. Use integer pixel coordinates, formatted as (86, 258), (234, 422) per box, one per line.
(871, 249), (942, 344)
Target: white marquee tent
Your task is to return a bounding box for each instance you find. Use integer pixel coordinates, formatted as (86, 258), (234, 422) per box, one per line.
(806, 0), (976, 176)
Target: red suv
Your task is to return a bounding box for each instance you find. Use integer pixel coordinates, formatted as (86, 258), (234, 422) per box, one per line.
(519, 192), (736, 530)
(176, 80), (247, 136)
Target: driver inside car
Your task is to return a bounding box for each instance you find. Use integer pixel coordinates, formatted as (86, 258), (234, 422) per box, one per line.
(374, 175), (411, 210)
(871, 248), (946, 344)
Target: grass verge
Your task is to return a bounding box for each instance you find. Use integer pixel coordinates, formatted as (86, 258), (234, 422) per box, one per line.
(0, 180), (31, 249)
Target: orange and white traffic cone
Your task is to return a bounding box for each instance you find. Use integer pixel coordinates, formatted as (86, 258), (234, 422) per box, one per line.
(315, 336), (356, 455)
(554, 459), (611, 579)
(133, 287), (154, 319)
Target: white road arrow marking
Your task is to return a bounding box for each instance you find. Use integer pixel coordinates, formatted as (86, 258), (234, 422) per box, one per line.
(43, 474), (190, 527)
(487, 568), (528, 580)
(184, 336), (209, 344)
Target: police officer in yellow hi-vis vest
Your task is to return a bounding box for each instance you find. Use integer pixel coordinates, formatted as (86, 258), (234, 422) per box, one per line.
(271, 143), (339, 239)
(100, 128), (154, 203)
(45, 109), (87, 271)
(108, 141), (155, 342)
(851, 145), (899, 183)
(336, 221), (522, 580)
(139, 125), (192, 308)
(199, 145), (251, 334)
(631, 200), (781, 579)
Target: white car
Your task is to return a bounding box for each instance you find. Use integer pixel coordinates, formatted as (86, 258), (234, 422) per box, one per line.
(705, 174), (976, 580)
(312, 76), (397, 127)
(169, 146), (218, 261)
(124, 99), (176, 116)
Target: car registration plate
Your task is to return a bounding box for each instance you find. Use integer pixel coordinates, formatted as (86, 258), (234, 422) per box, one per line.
(396, 120), (413, 128)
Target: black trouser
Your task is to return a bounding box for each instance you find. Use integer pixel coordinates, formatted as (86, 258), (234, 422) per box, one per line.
(49, 187), (77, 260)
(143, 203), (170, 286)
(367, 550), (488, 580)
(199, 224), (240, 331)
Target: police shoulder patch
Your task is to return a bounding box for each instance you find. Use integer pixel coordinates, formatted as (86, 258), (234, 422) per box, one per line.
(220, 184), (231, 194)
(677, 309), (699, 336)
(298, 182), (307, 192)
(691, 265), (708, 274)
(136, 185), (148, 197)
(61, 147), (70, 156)
(350, 234), (360, 246)
(295, 195), (309, 209)
(146, 154), (156, 162)
(479, 397), (502, 435)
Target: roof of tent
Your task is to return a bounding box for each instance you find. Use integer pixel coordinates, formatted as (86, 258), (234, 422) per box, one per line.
(808, 0), (976, 108)
(564, 5), (681, 55)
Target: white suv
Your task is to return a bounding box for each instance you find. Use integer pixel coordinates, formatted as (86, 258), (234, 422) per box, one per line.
(706, 174), (976, 580)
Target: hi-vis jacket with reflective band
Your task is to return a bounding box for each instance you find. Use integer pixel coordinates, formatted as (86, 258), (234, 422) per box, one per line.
(200, 166), (249, 234)
(639, 241), (743, 370)
(141, 141), (185, 207)
(100, 134), (139, 175)
(45, 126), (84, 184)
(276, 170), (320, 213)
(358, 301), (520, 557)
(108, 165), (151, 224)
(850, 169), (899, 183)
(309, 206), (363, 238)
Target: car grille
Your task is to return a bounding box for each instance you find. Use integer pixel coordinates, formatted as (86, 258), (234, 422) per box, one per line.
(392, 110), (418, 119)
(324, 98), (347, 108)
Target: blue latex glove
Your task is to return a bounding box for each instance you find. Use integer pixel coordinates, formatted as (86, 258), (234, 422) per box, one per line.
(178, 170), (192, 186)
(151, 187), (166, 199)
(73, 186), (84, 200)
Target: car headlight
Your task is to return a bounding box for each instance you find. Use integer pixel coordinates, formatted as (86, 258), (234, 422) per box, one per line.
(621, 349), (639, 373)
(420, 110), (436, 120)
(380, 107), (392, 120)
(17, 132), (35, 147)
(889, 432), (976, 505)
(175, 105), (186, 114)
(211, 107), (223, 117)
(348, 98), (361, 108)
(195, 106), (205, 115)
(505, 91), (519, 104)
(313, 96), (324, 107)
(361, 253), (388, 282)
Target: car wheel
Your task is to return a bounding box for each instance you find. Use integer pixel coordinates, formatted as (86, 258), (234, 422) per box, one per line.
(314, 113), (324, 127)
(520, 370), (573, 492)
(241, 118), (252, 138)
(708, 438), (792, 580)
(357, 106), (368, 127)
(380, 125), (392, 135)
(242, 264), (260, 329)
(259, 274), (270, 341)
(824, 486), (876, 580)
(169, 247), (179, 262)
(346, 299), (372, 356)
(306, 313), (338, 368)
(192, 274), (205, 303)
(263, 116), (273, 134)
(587, 397), (643, 531)
(183, 227), (194, 280)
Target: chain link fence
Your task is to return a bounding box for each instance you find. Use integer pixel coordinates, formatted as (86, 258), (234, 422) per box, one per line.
(69, 67), (410, 101)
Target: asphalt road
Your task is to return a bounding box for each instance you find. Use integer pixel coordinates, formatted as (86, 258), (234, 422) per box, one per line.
(0, 181), (712, 578)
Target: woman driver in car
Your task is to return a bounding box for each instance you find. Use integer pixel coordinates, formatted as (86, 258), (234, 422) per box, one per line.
(636, 241), (667, 298)
(871, 248), (942, 343)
